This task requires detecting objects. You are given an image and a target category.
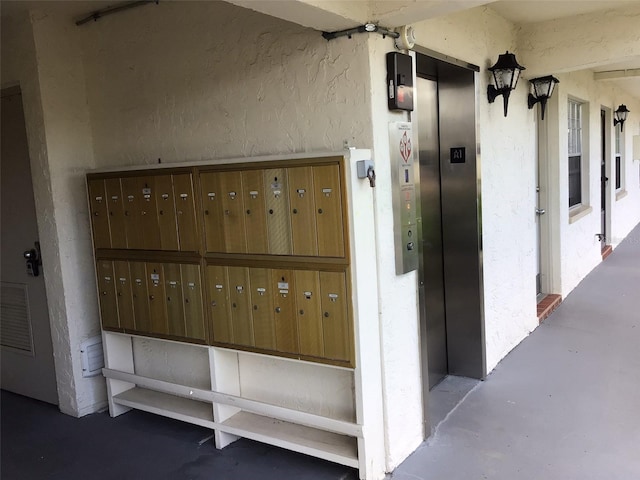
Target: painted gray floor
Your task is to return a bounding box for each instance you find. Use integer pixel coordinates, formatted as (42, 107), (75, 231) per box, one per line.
(3, 224), (639, 480)
(392, 223), (640, 480)
(0, 390), (357, 480)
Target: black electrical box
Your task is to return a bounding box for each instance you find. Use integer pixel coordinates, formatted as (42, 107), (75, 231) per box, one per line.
(386, 52), (414, 111)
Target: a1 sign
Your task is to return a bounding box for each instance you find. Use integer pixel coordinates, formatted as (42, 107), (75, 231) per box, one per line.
(451, 147), (466, 164)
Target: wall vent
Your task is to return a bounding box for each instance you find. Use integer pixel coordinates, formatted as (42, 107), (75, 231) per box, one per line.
(81, 335), (104, 377)
(0, 282), (34, 355)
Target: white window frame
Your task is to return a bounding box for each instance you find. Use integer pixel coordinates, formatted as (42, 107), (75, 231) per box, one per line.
(614, 123), (625, 196)
(568, 98), (589, 212)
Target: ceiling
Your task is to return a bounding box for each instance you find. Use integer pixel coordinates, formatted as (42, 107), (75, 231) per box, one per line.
(490, 1), (640, 100)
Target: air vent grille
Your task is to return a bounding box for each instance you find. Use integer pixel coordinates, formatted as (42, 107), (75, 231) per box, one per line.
(0, 283), (34, 354)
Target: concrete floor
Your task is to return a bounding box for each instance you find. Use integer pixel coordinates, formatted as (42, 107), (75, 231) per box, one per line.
(393, 223), (640, 480)
(2, 224), (639, 480)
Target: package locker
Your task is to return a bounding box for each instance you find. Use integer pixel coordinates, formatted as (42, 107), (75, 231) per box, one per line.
(294, 270), (323, 358)
(173, 174), (199, 252)
(130, 261), (151, 333)
(96, 260), (119, 329)
(264, 169), (292, 255)
(146, 262), (168, 335)
(104, 178), (127, 249)
(288, 167), (318, 256)
(271, 269), (299, 354)
(313, 165), (345, 258)
(201, 172), (226, 252)
(227, 266), (253, 346)
(245, 268), (274, 350)
(219, 171), (247, 254)
(88, 179), (111, 249)
(207, 265), (232, 344)
(242, 170), (268, 254)
(113, 261), (135, 330)
(320, 271), (351, 362)
(181, 264), (206, 342)
(155, 175), (179, 251)
(165, 263), (186, 337)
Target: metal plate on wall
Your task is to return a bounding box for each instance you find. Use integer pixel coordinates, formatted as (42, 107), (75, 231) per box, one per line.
(389, 122), (419, 274)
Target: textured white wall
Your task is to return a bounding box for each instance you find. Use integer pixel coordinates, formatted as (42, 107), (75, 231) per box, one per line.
(552, 70), (640, 295)
(1, 8), (106, 416)
(366, 35), (423, 471)
(29, 8), (106, 416)
(79, 1), (373, 167)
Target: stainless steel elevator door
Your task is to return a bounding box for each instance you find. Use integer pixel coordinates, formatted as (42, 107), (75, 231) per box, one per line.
(417, 77), (448, 389)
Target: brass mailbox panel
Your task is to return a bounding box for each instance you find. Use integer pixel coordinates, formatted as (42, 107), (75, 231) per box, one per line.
(320, 271), (351, 363)
(313, 165), (345, 258)
(181, 264), (205, 342)
(155, 175), (179, 251)
(294, 270), (323, 358)
(104, 178), (127, 249)
(90, 157), (353, 364)
(146, 262), (168, 335)
(138, 176), (161, 250)
(227, 266), (253, 346)
(130, 261), (151, 333)
(173, 174), (199, 252)
(200, 172), (225, 252)
(96, 260), (119, 329)
(248, 268), (276, 350)
(120, 177), (144, 249)
(164, 263), (185, 337)
(207, 265), (232, 344)
(219, 171), (247, 254)
(288, 167), (318, 256)
(242, 170), (268, 254)
(264, 169), (292, 255)
(113, 261), (135, 330)
(88, 179), (111, 249)
(271, 269), (298, 354)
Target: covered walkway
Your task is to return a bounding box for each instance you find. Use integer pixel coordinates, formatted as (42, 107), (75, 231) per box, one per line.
(2, 224), (639, 480)
(394, 222), (640, 479)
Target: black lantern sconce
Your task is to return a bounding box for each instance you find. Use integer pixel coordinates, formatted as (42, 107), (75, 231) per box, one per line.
(614, 104), (630, 131)
(527, 75), (559, 120)
(488, 51), (526, 117)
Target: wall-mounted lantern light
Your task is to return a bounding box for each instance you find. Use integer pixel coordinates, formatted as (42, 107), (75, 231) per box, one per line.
(488, 51), (526, 117)
(527, 75), (559, 120)
(614, 104), (630, 131)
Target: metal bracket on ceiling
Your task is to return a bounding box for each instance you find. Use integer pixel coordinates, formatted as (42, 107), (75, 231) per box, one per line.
(322, 23), (400, 41)
(75, 0), (159, 26)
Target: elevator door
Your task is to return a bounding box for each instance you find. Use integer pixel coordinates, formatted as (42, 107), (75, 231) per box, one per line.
(417, 77), (448, 389)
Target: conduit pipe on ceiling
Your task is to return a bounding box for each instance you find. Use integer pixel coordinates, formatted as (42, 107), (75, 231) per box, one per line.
(75, 0), (158, 26)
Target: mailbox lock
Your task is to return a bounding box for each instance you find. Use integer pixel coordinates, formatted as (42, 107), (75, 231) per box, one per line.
(149, 295), (155, 300)
(318, 209), (323, 214)
(324, 312), (330, 318)
(299, 309), (305, 315)
(246, 209), (251, 215)
(253, 305), (258, 310)
(293, 209), (298, 214)
(275, 307), (281, 313)
(269, 209), (274, 215)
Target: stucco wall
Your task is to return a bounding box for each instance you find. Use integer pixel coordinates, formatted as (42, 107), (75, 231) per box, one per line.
(552, 70), (640, 295)
(79, 1), (373, 166)
(366, 35), (424, 470)
(1, 7), (106, 416)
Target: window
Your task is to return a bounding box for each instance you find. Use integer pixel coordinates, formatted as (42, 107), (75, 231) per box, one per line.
(615, 123), (623, 191)
(568, 99), (583, 207)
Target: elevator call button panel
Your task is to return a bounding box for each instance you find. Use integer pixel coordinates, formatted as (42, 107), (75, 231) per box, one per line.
(389, 122), (419, 274)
